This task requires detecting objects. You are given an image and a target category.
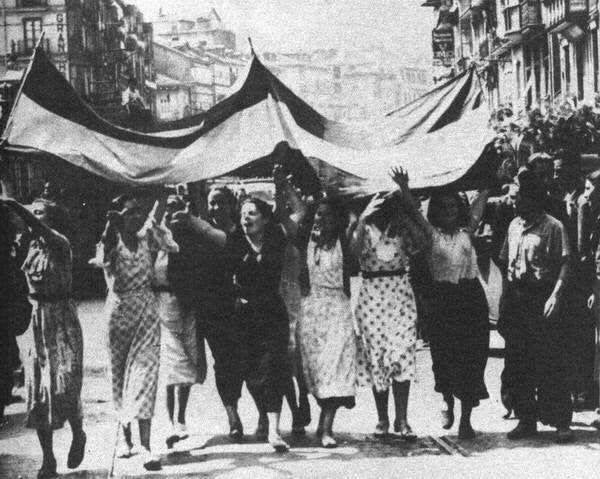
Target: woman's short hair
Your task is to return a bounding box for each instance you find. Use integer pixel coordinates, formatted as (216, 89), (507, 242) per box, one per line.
(241, 197), (274, 221)
(517, 167), (546, 204)
(426, 190), (469, 229)
(209, 186), (237, 211)
(317, 196), (347, 238)
(32, 198), (68, 235)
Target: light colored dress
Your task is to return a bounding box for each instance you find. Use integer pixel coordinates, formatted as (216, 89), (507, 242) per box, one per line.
(355, 225), (417, 392)
(299, 239), (356, 402)
(22, 233), (84, 429)
(154, 251), (203, 386)
(100, 223), (178, 423)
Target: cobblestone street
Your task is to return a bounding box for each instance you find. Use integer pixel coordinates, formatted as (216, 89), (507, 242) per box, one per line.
(1, 300), (600, 479)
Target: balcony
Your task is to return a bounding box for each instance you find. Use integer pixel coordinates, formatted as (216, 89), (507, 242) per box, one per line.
(10, 38), (55, 58)
(15, 0), (48, 7)
(543, 0), (589, 31)
(519, 0), (544, 36)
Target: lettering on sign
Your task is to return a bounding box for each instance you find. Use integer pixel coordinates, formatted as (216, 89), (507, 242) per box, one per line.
(432, 29), (455, 67)
(570, 0), (587, 12)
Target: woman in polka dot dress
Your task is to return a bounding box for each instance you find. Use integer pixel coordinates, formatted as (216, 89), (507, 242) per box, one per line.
(350, 190), (428, 440)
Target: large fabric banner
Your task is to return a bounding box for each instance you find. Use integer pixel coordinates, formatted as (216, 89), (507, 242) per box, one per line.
(2, 47), (496, 193)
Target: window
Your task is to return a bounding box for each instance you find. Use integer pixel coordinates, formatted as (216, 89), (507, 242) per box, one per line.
(23, 18), (42, 54)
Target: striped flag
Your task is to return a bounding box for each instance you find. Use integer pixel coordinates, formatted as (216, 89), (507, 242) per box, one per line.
(2, 46), (496, 193)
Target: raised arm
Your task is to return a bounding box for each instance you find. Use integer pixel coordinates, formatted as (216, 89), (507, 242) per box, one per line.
(389, 167), (434, 238)
(170, 202), (227, 248)
(467, 189), (491, 234)
(348, 193), (386, 258)
(2, 198), (60, 244)
(273, 164), (307, 239)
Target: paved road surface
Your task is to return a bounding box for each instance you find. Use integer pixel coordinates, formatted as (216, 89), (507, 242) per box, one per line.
(1, 299), (599, 479)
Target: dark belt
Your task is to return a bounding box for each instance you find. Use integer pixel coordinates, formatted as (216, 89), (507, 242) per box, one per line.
(153, 285), (173, 294)
(28, 293), (72, 302)
(361, 268), (406, 279)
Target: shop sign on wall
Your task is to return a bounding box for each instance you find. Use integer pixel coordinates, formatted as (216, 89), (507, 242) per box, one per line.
(432, 29), (454, 67)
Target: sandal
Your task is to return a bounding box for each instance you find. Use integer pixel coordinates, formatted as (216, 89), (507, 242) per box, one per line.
(269, 433), (289, 453)
(141, 450), (162, 471)
(374, 420), (389, 438)
(67, 430), (87, 469)
(320, 434), (337, 449)
(229, 424), (244, 443)
(394, 420), (417, 442)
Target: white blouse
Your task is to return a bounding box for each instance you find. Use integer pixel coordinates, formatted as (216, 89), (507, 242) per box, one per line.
(430, 227), (479, 284)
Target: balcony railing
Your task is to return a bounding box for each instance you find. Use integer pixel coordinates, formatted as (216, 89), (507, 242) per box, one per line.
(15, 0), (48, 7)
(520, 0), (543, 33)
(543, 0), (589, 28)
(10, 38), (53, 57)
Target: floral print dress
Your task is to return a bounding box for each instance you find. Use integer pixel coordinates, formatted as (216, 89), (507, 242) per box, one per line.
(22, 233), (84, 429)
(299, 239), (356, 407)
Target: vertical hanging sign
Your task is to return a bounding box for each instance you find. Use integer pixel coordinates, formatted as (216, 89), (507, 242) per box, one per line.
(432, 28), (455, 67)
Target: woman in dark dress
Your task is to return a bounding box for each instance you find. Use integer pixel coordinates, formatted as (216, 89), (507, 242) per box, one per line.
(391, 168), (490, 439)
(229, 197), (292, 451)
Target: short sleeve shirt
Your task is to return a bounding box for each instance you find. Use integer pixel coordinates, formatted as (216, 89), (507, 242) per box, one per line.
(499, 213), (570, 283)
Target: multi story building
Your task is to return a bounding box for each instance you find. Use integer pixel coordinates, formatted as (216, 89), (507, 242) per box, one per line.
(423, 0), (600, 110)
(0, 0), (153, 127)
(263, 48), (432, 122)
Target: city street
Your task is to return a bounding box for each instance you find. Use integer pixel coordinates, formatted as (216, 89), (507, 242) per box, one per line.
(1, 300), (600, 479)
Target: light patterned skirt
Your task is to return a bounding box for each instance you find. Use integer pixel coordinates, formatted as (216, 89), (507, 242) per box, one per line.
(158, 292), (204, 386)
(24, 298), (83, 429)
(107, 288), (160, 423)
(299, 286), (357, 401)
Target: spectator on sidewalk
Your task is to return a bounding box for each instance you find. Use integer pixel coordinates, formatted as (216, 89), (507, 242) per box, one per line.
(2, 198), (86, 479)
(498, 168), (573, 443)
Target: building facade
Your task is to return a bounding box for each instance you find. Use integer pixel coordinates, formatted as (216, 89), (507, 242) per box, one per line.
(423, 0), (600, 110)
(0, 0), (153, 126)
(263, 49), (432, 122)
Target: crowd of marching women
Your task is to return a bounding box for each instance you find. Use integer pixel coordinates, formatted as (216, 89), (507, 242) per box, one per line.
(3, 145), (600, 476)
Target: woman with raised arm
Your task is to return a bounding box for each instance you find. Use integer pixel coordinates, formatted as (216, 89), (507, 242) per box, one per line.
(154, 194), (207, 450)
(297, 196), (358, 448)
(349, 187), (428, 441)
(2, 197), (85, 479)
(391, 167), (490, 439)
(93, 194), (178, 471)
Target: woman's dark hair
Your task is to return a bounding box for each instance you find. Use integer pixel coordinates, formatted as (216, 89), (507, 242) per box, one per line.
(426, 190), (469, 229)
(241, 197), (274, 222)
(208, 186), (237, 218)
(366, 195), (399, 233)
(32, 199), (68, 235)
(316, 196), (347, 240)
(517, 167), (547, 205)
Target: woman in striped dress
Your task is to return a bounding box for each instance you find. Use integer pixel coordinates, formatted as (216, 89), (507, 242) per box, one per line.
(3, 198), (85, 479)
(94, 195), (178, 471)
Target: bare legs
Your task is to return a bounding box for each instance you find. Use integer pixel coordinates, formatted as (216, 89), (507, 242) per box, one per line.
(36, 427), (56, 478)
(373, 381), (415, 439)
(36, 416), (86, 478)
(319, 406), (339, 448)
(442, 394), (455, 429)
(119, 420), (160, 470)
(166, 385), (191, 448)
(267, 411), (289, 451)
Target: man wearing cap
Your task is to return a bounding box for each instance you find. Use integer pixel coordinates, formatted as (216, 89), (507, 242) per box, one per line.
(498, 168), (573, 443)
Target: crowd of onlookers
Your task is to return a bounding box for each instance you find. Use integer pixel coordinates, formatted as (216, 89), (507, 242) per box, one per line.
(3, 122), (600, 476)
